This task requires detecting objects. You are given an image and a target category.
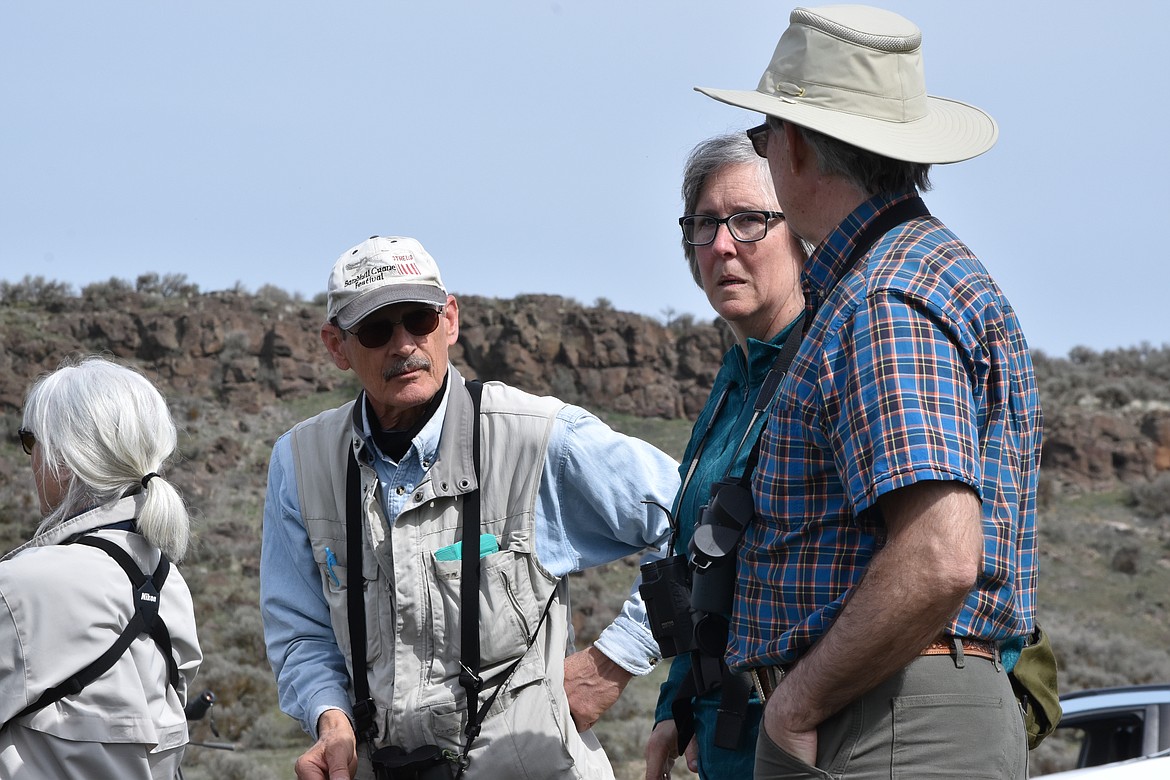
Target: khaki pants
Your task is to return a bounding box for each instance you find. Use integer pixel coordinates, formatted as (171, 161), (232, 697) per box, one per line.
(754, 653), (1027, 779)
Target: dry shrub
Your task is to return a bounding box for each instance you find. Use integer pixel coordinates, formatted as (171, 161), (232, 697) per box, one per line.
(1047, 621), (1170, 692)
(1130, 473), (1170, 519)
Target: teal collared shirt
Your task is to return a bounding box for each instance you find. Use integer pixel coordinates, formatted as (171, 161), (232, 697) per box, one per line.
(654, 318), (799, 734)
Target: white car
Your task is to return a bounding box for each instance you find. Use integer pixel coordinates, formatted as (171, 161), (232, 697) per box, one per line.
(1040, 753), (1170, 778)
(1035, 685), (1170, 777)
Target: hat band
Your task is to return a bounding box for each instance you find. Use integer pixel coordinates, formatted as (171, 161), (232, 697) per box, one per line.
(758, 70), (928, 123)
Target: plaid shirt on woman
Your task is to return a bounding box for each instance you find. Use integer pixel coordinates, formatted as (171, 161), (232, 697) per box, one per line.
(729, 190), (1043, 671)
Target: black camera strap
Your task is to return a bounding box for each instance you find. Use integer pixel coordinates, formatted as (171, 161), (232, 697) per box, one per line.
(457, 379), (485, 739)
(346, 440), (378, 744)
(728, 311), (807, 488)
(9, 531), (178, 725)
(454, 379), (561, 775)
(670, 388), (729, 555)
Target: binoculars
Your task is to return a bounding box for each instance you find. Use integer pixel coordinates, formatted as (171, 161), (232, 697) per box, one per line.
(640, 477), (755, 659)
(371, 744), (458, 780)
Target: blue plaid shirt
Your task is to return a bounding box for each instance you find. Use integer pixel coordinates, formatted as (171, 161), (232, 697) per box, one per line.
(730, 190), (1043, 671)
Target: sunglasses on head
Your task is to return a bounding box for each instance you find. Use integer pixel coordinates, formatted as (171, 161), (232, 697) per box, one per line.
(346, 306), (443, 349)
(17, 427), (35, 456)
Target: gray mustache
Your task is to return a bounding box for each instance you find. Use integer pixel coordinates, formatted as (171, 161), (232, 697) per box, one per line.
(383, 354), (431, 380)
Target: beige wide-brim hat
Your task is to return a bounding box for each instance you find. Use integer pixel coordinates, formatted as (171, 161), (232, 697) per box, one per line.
(696, 4), (998, 164)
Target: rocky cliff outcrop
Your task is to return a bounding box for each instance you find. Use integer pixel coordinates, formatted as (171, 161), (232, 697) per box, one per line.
(2, 286), (1168, 491)
(0, 288), (728, 420)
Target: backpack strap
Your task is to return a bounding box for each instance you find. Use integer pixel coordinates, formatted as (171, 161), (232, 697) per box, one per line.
(11, 534), (177, 722)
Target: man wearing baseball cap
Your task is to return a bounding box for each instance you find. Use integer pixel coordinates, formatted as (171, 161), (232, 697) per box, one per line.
(695, 6), (1041, 778)
(260, 236), (679, 778)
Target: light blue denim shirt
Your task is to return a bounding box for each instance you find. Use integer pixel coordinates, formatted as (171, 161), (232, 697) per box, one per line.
(260, 374), (680, 736)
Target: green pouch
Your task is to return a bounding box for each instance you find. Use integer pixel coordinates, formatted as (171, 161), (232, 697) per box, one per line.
(1008, 624), (1062, 750)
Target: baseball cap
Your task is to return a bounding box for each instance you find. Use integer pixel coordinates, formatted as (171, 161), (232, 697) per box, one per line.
(326, 235), (447, 330)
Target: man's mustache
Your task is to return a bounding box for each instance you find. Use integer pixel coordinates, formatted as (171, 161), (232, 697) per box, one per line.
(383, 354), (431, 381)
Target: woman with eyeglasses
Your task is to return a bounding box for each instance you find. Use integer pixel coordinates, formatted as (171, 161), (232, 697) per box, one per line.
(645, 132), (805, 780)
(2, 356), (201, 779)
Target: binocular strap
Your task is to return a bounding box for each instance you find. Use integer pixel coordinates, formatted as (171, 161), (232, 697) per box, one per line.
(670, 651), (753, 753)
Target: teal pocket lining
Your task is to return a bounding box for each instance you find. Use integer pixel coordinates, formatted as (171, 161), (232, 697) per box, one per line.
(434, 534), (500, 562)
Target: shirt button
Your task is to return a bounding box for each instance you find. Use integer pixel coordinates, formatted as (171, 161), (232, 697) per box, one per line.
(395, 486), (405, 496)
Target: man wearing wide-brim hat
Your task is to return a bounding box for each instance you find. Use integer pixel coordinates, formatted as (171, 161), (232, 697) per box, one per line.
(696, 5), (1041, 778)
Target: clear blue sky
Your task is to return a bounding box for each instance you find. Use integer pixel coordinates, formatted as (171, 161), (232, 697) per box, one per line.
(3, 1), (1167, 357)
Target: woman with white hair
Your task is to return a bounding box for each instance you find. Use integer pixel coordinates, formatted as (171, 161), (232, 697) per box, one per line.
(0, 355), (202, 778)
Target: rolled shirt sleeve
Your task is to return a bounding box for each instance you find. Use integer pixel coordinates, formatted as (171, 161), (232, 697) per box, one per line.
(534, 406), (680, 675)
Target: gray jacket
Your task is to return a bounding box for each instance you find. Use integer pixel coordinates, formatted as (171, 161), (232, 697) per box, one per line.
(0, 495), (202, 779)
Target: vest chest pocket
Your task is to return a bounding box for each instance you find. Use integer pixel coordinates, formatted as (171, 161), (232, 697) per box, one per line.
(311, 536), (385, 663)
(428, 543), (537, 673)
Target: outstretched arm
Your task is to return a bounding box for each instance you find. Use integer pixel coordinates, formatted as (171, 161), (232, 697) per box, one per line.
(536, 406), (680, 724)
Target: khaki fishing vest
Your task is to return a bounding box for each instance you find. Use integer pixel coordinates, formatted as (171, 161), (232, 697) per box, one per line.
(290, 372), (614, 779)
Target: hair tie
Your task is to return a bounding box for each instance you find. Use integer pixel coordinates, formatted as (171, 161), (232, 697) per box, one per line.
(141, 472), (161, 489)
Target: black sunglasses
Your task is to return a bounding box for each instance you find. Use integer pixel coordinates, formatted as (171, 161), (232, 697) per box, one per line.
(17, 427), (35, 455)
(347, 306), (443, 349)
(746, 122), (770, 158)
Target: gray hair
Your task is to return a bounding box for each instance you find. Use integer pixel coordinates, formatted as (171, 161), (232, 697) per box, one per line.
(768, 116), (932, 196)
(680, 132), (777, 286)
(22, 356), (191, 561)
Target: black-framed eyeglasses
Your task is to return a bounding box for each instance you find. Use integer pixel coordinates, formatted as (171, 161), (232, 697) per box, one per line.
(679, 210), (785, 246)
(746, 122), (770, 158)
(17, 427), (35, 456)
(346, 306), (443, 349)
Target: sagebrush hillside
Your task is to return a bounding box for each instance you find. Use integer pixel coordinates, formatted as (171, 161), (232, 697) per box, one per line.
(2, 275), (1168, 779)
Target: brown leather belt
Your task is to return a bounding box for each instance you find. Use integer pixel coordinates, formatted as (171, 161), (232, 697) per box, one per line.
(749, 665), (785, 703)
(921, 637), (998, 661)
(749, 637), (998, 703)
